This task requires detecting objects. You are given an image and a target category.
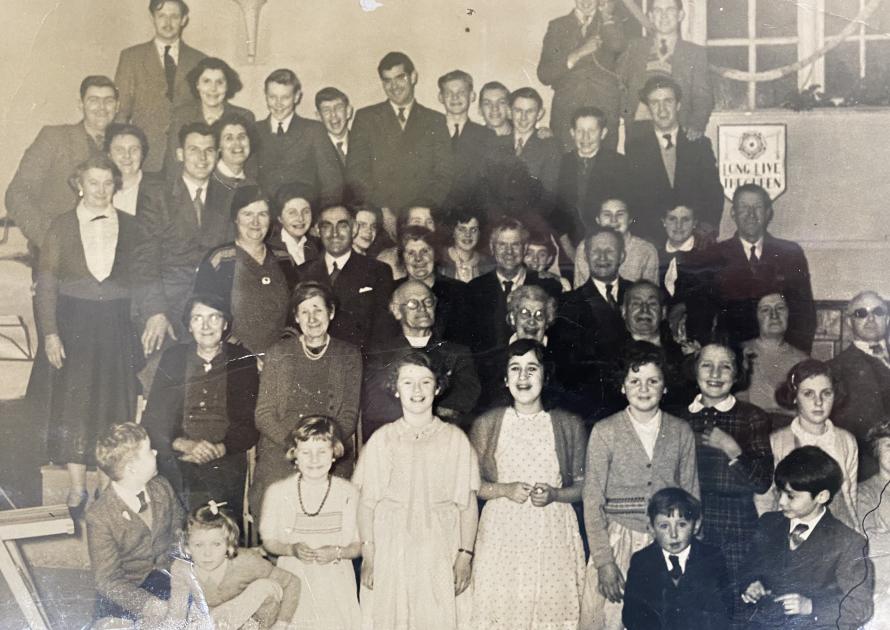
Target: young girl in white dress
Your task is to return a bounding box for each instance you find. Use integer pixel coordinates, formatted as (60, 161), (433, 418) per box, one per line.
(261, 416), (362, 630)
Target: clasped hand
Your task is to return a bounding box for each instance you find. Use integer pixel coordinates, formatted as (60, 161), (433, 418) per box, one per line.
(742, 581), (813, 616)
(504, 481), (556, 506)
(293, 542), (340, 564)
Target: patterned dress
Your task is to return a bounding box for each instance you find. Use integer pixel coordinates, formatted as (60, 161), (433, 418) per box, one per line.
(471, 409), (585, 629)
(260, 474), (362, 630)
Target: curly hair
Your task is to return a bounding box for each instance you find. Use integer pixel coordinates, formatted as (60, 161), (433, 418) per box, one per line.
(286, 415), (345, 462)
(384, 350), (449, 398)
(186, 503), (240, 558)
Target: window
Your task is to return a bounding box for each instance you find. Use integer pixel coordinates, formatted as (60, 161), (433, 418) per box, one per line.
(823, 0), (890, 101)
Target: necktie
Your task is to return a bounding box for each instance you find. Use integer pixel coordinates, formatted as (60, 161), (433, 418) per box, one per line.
(606, 283), (617, 310)
(277, 121), (284, 136)
(871, 344), (888, 363)
(503, 280), (514, 295)
(336, 141), (346, 162)
(663, 133), (674, 150)
(137, 490), (148, 513)
(659, 38), (669, 57)
(397, 107), (407, 126)
(163, 45), (176, 101)
(789, 523), (808, 550)
(329, 261), (340, 285)
(749, 244), (759, 266)
(668, 554), (682, 580)
(193, 187), (204, 227)
(581, 16), (592, 37)
(452, 124), (460, 148)
(515, 136), (525, 157)
(93, 134), (105, 151)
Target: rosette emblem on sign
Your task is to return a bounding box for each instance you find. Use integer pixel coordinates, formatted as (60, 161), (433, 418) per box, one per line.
(718, 124), (787, 202)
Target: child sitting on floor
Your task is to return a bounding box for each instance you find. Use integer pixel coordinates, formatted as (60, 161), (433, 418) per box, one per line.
(857, 422), (890, 628)
(166, 502), (300, 629)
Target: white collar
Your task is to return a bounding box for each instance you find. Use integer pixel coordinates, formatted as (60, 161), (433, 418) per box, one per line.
(497, 267), (526, 289)
(216, 161), (245, 180)
(739, 236), (764, 257)
(665, 235), (695, 254)
(789, 507), (826, 540)
(514, 129), (534, 147)
(390, 100), (414, 122)
(656, 126), (679, 149)
(577, 148), (599, 160)
(446, 115), (469, 136)
(631, 333), (661, 346)
(661, 543), (692, 573)
(270, 112), (295, 133)
(154, 38), (180, 61)
(329, 131), (348, 148)
(181, 175), (208, 201)
(280, 230), (306, 250)
(790, 416), (836, 441)
(405, 333), (432, 348)
(592, 276), (619, 301)
(574, 7), (595, 24)
(854, 339), (888, 355)
(112, 481), (149, 514)
(627, 407), (662, 431)
(688, 394), (736, 413)
(325, 250), (351, 274)
(76, 201), (116, 224)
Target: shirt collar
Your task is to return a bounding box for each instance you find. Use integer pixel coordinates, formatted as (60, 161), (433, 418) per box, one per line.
(496, 266), (526, 289)
(854, 339), (888, 356)
(592, 277), (619, 301)
(739, 235), (765, 257)
(270, 111), (295, 133)
(790, 416), (836, 440)
(390, 100), (414, 122)
(627, 407), (662, 431)
(325, 250), (351, 274)
(574, 7), (595, 25)
(665, 235), (695, 253)
(514, 128), (534, 147)
(661, 543), (692, 572)
(216, 161), (245, 180)
(112, 481), (149, 514)
(154, 38), (180, 62)
(76, 201), (115, 224)
(329, 132), (348, 150)
(656, 126), (679, 149)
(181, 174), (208, 202)
(688, 393), (737, 413)
(789, 506), (827, 539)
(405, 333), (433, 348)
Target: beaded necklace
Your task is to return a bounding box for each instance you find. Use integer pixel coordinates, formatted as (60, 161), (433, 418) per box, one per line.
(297, 472), (332, 517)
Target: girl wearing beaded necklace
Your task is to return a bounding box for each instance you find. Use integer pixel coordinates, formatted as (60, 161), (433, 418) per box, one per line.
(260, 416), (362, 629)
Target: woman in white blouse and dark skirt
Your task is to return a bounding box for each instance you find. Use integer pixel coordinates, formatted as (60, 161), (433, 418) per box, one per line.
(36, 155), (144, 516)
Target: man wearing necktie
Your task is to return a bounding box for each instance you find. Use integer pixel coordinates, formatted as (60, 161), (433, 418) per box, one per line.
(316, 87), (354, 173)
(831, 290), (890, 479)
(113, 0), (207, 173)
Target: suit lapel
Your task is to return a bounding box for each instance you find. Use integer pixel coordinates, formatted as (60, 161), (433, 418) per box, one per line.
(107, 484), (152, 535)
(171, 177), (198, 230)
(139, 41), (165, 82)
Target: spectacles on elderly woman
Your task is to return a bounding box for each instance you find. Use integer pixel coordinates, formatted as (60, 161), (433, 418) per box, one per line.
(517, 307), (547, 322)
(190, 313), (225, 326)
(403, 297), (437, 311)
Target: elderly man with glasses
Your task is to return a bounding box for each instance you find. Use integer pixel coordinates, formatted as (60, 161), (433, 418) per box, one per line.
(831, 291), (890, 480)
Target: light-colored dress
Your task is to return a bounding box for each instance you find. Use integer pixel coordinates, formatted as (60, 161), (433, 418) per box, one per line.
(353, 417), (480, 630)
(260, 475), (362, 630)
(471, 409), (585, 629)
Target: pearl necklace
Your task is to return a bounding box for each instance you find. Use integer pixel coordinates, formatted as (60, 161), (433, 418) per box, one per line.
(297, 472), (332, 517)
(300, 334), (331, 361)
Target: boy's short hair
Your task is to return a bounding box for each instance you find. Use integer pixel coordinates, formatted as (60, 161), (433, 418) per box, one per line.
(571, 106), (607, 129)
(80, 75), (118, 100)
(264, 68), (301, 93)
(187, 503), (240, 558)
(639, 75), (683, 104)
(286, 416), (346, 460)
(177, 121), (215, 149)
(647, 487), (702, 524)
(95, 423), (149, 481)
(149, 0), (189, 16)
(438, 69), (474, 92)
(479, 81), (509, 99)
(315, 86), (349, 110)
(378, 52), (415, 77)
(774, 446), (844, 503)
(509, 87), (543, 109)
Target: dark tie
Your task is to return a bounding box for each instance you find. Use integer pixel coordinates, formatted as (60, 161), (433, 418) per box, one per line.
(329, 261), (340, 285)
(193, 187), (204, 227)
(659, 38), (669, 57)
(397, 107), (407, 125)
(90, 215), (108, 222)
(503, 280), (514, 295)
(748, 244), (759, 266)
(452, 123), (460, 148)
(605, 283), (617, 310)
(663, 133), (674, 150)
(137, 490), (148, 513)
(336, 141), (346, 162)
(871, 344), (888, 363)
(163, 45), (176, 101)
(668, 554), (682, 580)
(277, 121), (284, 136)
(789, 523), (808, 550)
(515, 137), (524, 157)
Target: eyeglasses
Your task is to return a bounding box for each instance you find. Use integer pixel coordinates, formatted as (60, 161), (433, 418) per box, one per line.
(517, 308), (547, 322)
(190, 313), (224, 326)
(403, 297), (436, 311)
(852, 306), (888, 319)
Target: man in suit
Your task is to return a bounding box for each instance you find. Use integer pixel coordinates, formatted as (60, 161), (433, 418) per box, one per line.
(625, 75), (724, 242)
(553, 106), (633, 258)
(619, 0), (713, 141)
(346, 52), (454, 223)
(479, 81), (513, 137)
(467, 218), (561, 409)
(553, 226), (632, 422)
(537, 0), (626, 151)
(253, 69), (343, 205)
(6, 75), (118, 255)
(710, 183), (816, 353)
(134, 122), (231, 355)
(315, 86), (353, 174)
(296, 204), (394, 353)
(437, 69), (495, 212)
(114, 0), (206, 173)
(363, 279), (481, 439)
(831, 291), (890, 480)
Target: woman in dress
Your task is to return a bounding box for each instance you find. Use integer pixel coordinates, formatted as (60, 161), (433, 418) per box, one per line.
(261, 416), (362, 630)
(252, 281), (362, 515)
(105, 122), (153, 217)
(37, 155), (143, 514)
(439, 207), (494, 283)
(141, 293), (259, 519)
(354, 351), (480, 630)
(163, 57), (255, 174)
(194, 185), (298, 357)
(470, 338), (586, 629)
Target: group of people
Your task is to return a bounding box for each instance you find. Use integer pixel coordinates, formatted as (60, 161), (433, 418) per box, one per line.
(6, 0), (890, 628)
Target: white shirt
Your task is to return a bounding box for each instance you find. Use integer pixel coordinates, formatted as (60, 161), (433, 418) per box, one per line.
(390, 100), (414, 128)
(270, 112), (295, 134)
(405, 334), (432, 348)
(182, 175), (208, 206)
(325, 251), (351, 276)
(592, 277), (619, 303)
(329, 132), (348, 156)
(740, 236), (764, 261)
(446, 118), (467, 138)
(280, 231), (307, 266)
(514, 130), (534, 153)
(76, 202), (118, 282)
(497, 267), (526, 294)
(854, 339), (890, 365)
(112, 481), (150, 514)
(628, 408), (662, 460)
(661, 543), (692, 573)
(688, 393), (737, 413)
(154, 39), (180, 65)
(112, 171), (142, 217)
(665, 236), (695, 255)
(657, 127), (679, 150)
(789, 506), (827, 544)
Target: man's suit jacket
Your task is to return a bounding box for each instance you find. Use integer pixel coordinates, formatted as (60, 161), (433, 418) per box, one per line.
(253, 114), (344, 204)
(133, 175), (231, 329)
(296, 252), (395, 352)
(619, 38), (714, 135)
(346, 101), (453, 210)
(623, 538), (732, 630)
(85, 475), (186, 615)
(553, 148), (634, 246)
(114, 40), (207, 173)
(831, 344), (890, 479)
(625, 122), (725, 241)
(446, 120), (495, 210)
(537, 9), (626, 150)
(709, 233), (816, 353)
(5, 122), (105, 248)
(739, 511), (873, 630)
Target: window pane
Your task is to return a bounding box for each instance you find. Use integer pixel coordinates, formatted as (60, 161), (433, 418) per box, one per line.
(755, 0), (796, 38)
(824, 41), (861, 95)
(825, 0), (860, 37)
(864, 0), (890, 34)
(708, 0), (749, 39)
(755, 45), (799, 108)
(710, 46), (749, 109)
(864, 40), (890, 96)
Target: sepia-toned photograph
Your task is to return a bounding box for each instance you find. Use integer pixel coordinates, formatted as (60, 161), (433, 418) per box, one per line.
(1, 0), (889, 628)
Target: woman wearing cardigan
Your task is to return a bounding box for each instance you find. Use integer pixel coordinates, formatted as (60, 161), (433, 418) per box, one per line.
(251, 281), (362, 518)
(141, 293), (260, 520)
(470, 339), (586, 629)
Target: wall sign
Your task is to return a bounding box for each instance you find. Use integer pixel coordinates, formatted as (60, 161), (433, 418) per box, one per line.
(718, 123), (787, 201)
